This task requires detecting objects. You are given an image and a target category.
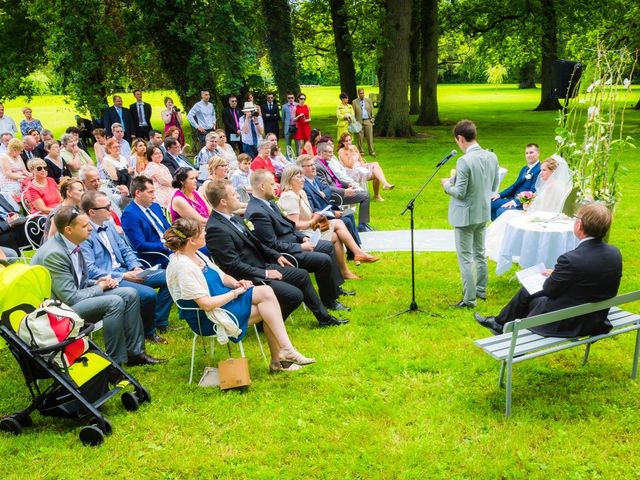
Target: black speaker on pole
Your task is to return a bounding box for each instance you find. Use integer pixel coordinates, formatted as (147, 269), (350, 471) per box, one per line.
(551, 60), (583, 99)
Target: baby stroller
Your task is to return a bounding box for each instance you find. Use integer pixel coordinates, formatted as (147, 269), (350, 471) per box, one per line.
(0, 264), (151, 446)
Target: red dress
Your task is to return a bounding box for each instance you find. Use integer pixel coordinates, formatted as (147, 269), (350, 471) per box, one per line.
(293, 104), (311, 141)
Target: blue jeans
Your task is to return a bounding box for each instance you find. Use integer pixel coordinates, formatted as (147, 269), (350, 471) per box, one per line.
(120, 269), (171, 337)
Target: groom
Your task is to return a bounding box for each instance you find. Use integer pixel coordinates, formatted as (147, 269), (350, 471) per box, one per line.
(491, 143), (541, 220)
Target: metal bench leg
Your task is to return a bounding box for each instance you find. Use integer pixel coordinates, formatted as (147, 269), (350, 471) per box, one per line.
(631, 329), (640, 380)
(505, 359), (513, 417)
(253, 325), (267, 363)
(582, 343), (591, 366)
(498, 361), (506, 388)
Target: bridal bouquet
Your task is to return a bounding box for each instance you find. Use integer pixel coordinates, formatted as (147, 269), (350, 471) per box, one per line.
(517, 191), (536, 206)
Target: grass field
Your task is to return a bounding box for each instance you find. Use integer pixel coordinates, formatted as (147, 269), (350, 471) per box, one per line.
(1, 85), (640, 479)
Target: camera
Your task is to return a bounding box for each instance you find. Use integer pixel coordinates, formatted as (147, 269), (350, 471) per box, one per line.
(252, 111), (260, 117)
(173, 107), (181, 113)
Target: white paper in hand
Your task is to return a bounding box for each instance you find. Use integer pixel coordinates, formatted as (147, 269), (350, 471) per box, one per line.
(136, 264), (160, 279)
(516, 263), (547, 295)
(309, 229), (322, 247)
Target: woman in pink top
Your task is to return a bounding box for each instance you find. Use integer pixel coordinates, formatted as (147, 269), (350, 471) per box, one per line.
(144, 146), (175, 209)
(169, 167), (210, 225)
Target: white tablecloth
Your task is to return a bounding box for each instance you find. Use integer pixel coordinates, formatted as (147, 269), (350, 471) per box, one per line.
(496, 211), (578, 275)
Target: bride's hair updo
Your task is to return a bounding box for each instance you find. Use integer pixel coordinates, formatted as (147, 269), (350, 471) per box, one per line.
(164, 217), (201, 251)
(543, 157), (558, 171)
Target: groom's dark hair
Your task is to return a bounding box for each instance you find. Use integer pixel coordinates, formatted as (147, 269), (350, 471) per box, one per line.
(453, 120), (476, 141)
(526, 143), (539, 150)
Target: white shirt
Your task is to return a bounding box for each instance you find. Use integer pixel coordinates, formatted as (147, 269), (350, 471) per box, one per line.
(0, 115), (18, 136)
(60, 235), (83, 284)
(91, 221), (120, 270)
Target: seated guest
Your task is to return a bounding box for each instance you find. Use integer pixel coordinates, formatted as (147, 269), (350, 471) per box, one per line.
(250, 140), (276, 177)
(0, 138), (31, 202)
(170, 167), (210, 225)
(20, 136), (39, 167)
(215, 129), (238, 168)
(80, 165), (130, 218)
(19, 107), (44, 137)
(148, 129), (166, 153)
(230, 153), (252, 203)
(144, 146), (175, 209)
(102, 138), (133, 188)
(491, 143), (541, 220)
(315, 141), (373, 232)
(337, 132), (393, 202)
(81, 191), (172, 344)
(130, 138), (148, 175)
(31, 206), (165, 366)
(0, 193), (29, 251)
(34, 129), (53, 159)
(111, 123), (132, 158)
(121, 175), (172, 267)
(165, 218), (315, 372)
(475, 203), (622, 337)
(29, 130), (46, 159)
(165, 126), (189, 154)
(65, 126), (89, 153)
(195, 131), (222, 181)
(199, 156), (230, 203)
(205, 179), (348, 327)
(43, 177), (85, 241)
(60, 133), (93, 177)
(24, 159), (62, 214)
(44, 140), (71, 183)
(162, 137), (194, 176)
(246, 169), (352, 312)
(92, 128), (108, 173)
(279, 165), (378, 280)
(0, 132), (13, 154)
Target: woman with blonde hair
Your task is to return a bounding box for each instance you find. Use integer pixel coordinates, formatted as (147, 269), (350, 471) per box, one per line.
(0, 138), (31, 202)
(164, 218), (315, 372)
(43, 177), (85, 240)
(130, 138), (148, 175)
(278, 163), (379, 280)
(24, 158), (62, 214)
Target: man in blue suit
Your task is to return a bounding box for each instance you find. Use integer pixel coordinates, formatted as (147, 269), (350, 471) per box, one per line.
(491, 143), (541, 220)
(81, 191), (172, 344)
(121, 176), (172, 268)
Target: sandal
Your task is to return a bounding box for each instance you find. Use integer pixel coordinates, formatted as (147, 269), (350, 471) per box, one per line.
(280, 347), (316, 365)
(269, 360), (303, 373)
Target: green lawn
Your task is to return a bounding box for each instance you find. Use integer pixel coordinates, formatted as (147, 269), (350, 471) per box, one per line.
(1, 85), (640, 479)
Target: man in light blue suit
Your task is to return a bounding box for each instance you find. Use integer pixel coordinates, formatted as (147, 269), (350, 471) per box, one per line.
(81, 191), (171, 344)
(121, 176), (172, 268)
(490, 143), (541, 220)
(281, 93), (298, 157)
(442, 120), (499, 308)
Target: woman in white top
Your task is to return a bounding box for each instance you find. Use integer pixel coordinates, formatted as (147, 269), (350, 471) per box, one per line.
(102, 138), (134, 187)
(214, 129), (238, 168)
(0, 138), (31, 202)
(60, 133), (93, 177)
(485, 156), (573, 261)
(278, 163), (380, 280)
(164, 218), (315, 373)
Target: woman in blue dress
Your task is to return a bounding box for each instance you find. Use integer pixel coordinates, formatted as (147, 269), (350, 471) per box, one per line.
(165, 218), (315, 373)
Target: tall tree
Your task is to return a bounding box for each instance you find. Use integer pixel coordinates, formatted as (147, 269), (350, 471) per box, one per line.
(416, 0), (439, 125)
(409, 0), (421, 115)
(534, 0), (561, 110)
(329, 0), (358, 100)
(376, 0), (414, 137)
(262, 0), (301, 101)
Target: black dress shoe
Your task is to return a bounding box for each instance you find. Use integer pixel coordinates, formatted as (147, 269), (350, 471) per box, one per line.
(324, 300), (351, 311)
(157, 325), (184, 334)
(450, 300), (476, 309)
(318, 315), (350, 327)
(338, 287), (356, 296)
(473, 312), (503, 335)
(127, 352), (167, 366)
(145, 334), (168, 345)
(357, 223), (373, 233)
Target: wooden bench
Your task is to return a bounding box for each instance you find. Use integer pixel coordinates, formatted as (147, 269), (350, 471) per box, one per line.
(475, 290), (640, 416)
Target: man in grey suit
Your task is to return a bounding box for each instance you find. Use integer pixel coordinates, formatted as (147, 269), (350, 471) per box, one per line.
(442, 120), (499, 308)
(281, 93), (298, 157)
(352, 88), (376, 156)
(30, 206), (165, 366)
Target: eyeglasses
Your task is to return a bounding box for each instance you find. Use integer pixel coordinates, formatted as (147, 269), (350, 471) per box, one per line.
(66, 207), (81, 228)
(287, 97), (294, 100)
(34, 166), (47, 171)
(302, 164), (315, 168)
(91, 203), (112, 212)
(299, 97), (306, 100)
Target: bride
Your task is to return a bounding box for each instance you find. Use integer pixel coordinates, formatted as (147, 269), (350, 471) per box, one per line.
(485, 156), (572, 261)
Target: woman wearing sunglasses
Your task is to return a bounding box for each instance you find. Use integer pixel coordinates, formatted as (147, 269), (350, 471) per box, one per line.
(24, 158), (62, 214)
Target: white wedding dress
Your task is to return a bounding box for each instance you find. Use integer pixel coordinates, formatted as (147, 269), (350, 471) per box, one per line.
(485, 157), (572, 261)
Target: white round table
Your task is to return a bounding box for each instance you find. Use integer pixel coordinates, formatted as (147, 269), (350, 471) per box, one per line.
(495, 211), (578, 275)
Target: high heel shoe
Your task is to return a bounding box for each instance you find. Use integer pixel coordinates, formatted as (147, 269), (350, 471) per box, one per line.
(374, 195), (384, 202)
(342, 271), (362, 280)
(269, 360), (303, 373)
(383, 184), (395, 190)
(280, 347), (316, 365)
(354, 254), (380, 264)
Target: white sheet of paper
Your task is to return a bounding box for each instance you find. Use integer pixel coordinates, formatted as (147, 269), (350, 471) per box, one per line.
(341, 207), (355, 216)
(516, 262), (547, 295)
(229, 134), (240, 142)
(136, 264), (160, 279)
(309, 229), (322, 247)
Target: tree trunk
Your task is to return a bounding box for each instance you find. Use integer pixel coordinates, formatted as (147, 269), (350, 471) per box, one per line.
(518, 60), (537, 89)
(329, 0), (358, 101)
(409, 0), (421, 115)
(535, 0), (561, 110)
(375, 0), (414, 137)
(262, 0), (301, 102)
(416, 0), (439, 126)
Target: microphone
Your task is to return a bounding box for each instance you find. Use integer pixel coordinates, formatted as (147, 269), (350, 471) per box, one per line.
(437, 150), (457, 168)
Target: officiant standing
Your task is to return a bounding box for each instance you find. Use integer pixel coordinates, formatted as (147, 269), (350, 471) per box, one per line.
(441, 120), (499, 308)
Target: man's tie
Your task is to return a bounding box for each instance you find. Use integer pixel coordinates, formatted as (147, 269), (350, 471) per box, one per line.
(250, 121), (258, 148)
(233, 109), (239, 130)
(72, 245), (81, 254)
(97, 225), (108, 233)
(145, 208), (166, 238)
(229, 216), (246, 234)
(138, 103), (145, 126)
(116, 107), (124, 127)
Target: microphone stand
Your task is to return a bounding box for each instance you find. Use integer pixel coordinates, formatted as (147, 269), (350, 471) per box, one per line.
(389, 158), (451, 318)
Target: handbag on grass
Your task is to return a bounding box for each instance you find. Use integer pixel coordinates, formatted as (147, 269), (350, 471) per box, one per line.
(218, 357), (250, 390)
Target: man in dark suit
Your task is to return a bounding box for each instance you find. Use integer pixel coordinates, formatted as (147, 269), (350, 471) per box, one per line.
(475, 203), (622, 338)
(30, 206), (164, 366)
(315, 141), (373, 232)
(491, 143), (541, 220)
(121, 176), (172, 268)
(103, 95), (133, 143)
(0, 194), (29, 250)
(222, 95), (242, 153)
(20, 135), (39, 167)
(161, 137), (195, 176)
(204, 179), (349, 328)
(261, 92), (280, 138)
(246, 170), (352, 311)
(129, 90), (153, 140)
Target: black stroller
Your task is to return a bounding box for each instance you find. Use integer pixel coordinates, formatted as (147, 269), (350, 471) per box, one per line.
(0, 264), (151, 446)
